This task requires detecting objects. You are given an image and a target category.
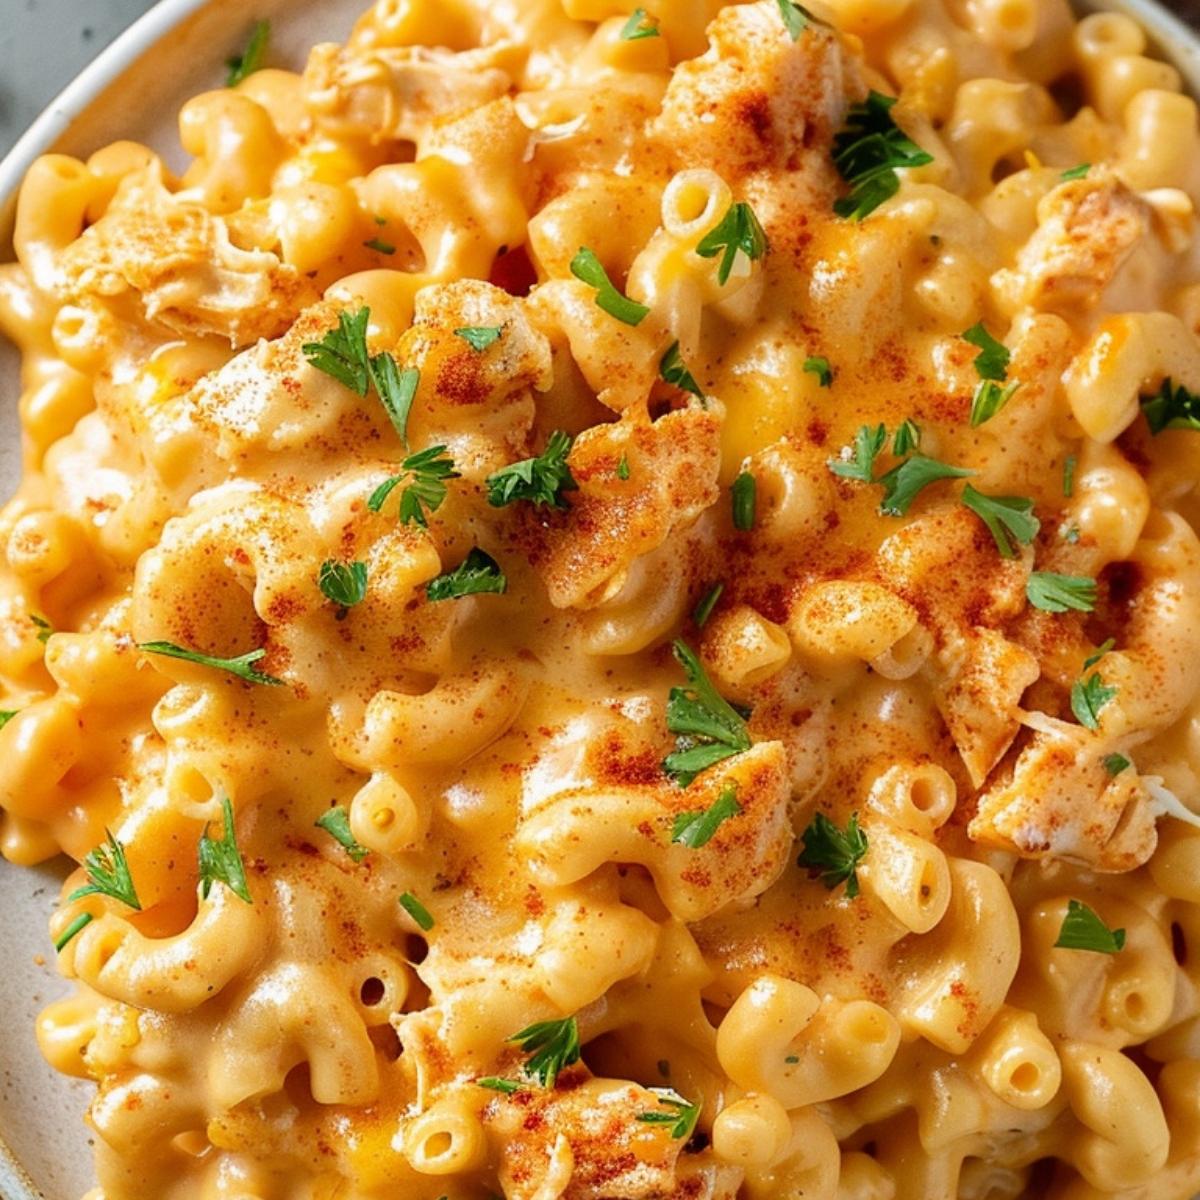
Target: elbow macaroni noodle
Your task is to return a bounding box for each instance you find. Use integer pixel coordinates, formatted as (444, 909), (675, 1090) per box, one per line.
(3, 0), (1200, 1196)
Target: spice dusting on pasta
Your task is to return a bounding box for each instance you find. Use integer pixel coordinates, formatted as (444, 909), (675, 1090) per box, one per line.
(2, 0), (1200, 1196)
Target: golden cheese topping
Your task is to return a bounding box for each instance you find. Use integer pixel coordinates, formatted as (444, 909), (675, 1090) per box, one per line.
(2, 1), (1200, 1197)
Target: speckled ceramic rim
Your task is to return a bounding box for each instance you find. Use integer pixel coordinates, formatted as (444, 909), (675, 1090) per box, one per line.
(0, 0), (1198, 1197)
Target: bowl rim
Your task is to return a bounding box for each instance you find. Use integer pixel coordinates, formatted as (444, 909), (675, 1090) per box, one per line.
(2, 0), (1200, 1198)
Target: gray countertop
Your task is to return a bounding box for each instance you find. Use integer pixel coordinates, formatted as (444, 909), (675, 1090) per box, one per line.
(0, 0), (160, 158)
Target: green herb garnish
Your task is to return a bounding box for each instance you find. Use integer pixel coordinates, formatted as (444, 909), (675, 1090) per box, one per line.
(198, 796), (252, 904)
(368, 445), (459, 528)
(69, 831), (141, 910)
(54, 912), (94, 952)
(696, 202), (768, 286)
(620, 8), (660, 38)
(828, 423), (887, 484)
(797, 811), (868, 898)
(1141, 378), (1200, 434)
(893, 418), (921, 455)
(960, 486), (1039, 557)
(693, 582), (724, 628)
(571, 248), (650, 326)
(486, 431), (578, 509)
(1104, 753), (1131, 775)
(478, 1077), (522, 1094)
(776, 0), (817, 38)
(1025, 571), (1096, 613)
(1055, 899), (1125, 954)
(1071, 671), (1117, 731)
(455, 326), (503, 351)
(426, 549), (507, 601)
(364, 238), (395, 255)
(226, 19), (269, 87)
(139, 641), (283, 686)
(732, 471), (757, 531)
(636, 1088), (700, 1139)
(832, 91), (933, 221)
(315, 806), (369, 863)
(671, 784), (741, 849)
(318, 560), (368, 610)
(509, 1016), (581, 1087)
(878, 455), (973, 516)
(663, 642), (751, 786)
(1060, 163), (1091, 181)
(804, 355), (833, 388)
(400, 891), (435, 931)
(660, 341), (705, 400)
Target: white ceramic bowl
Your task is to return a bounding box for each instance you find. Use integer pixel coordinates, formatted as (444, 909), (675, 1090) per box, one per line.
(0, 2), (1198, 1197)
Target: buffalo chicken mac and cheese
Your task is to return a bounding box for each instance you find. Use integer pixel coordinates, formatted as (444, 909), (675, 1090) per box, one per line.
(2, 0), (1200, 1196)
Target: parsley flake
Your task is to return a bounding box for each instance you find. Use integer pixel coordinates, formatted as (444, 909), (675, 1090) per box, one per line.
(960, 486), (1039, 557)
(1071, 671), (1117, 731)
(620, 8), (660, 38)
(364, 237), (395, 255)
(962, 322), (1011, 381)
(663, 641), (752, 787)
(804, 355), (833, 388)
(828, 423), (887, 484)
(878, 455), (973, 516)
(486, 431), (578, 509)
(1104, 753), (1131, 776)
(31, 614), (52, 643)
(776, 0), (817, 39)
(617, 454), (631, 480)
(69, 830), (141, 910)
(455, 326), (503, 352)
(426, 548), (507, 602)
(571, 248), (650, 326)
(636, 1088), (701, 1140)
(478, 1077), (522, 1094)
(660, 341), (705, 400)
(0, 710), (17, 729)
(671, 784), (741, 849)
(139, 641), (283, 686)
(316, 806), (369, 863)
(970, 379), (1019, 427)
(693, 582), (724, 628)
(226, 19), (269, 87)
(55, 912), (94, 953)
(732, 471), (757, 531)
(400, 891), (435, 931)
(319, 560), (368, 610)
(1063, 455), (1077, 497)
(1060, 163), (1091, 181)
(198, 796), (252, 904)
(369, 355), (421, 449)
(369, 445), (459, 528)
(303, 308), (372, 395)
(1055, 899), (1125, 954)
(510, 1016), (581, 1087)
(832, 91), (934, 221)
(797, 811), (868, 898)
(1083, 638), (1115, 671)
(1141, 378), (1200, 434)
(696, 202), (768, 286)
(1026, 571), (1096, 613)
(892, 418), (921, 455)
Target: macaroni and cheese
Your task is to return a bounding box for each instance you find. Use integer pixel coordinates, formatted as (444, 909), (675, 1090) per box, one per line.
(2, 0), (1200, 1197)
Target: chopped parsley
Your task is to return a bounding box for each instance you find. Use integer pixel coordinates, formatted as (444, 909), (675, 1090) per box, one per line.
(368, 445), (459, 528)
(1084, 638), (1115, 670)
(619, 8), (660, 38)
(198, 796), (252, 904)
(364, 237), (395, 255)
(832, 91), (933, 221)
(671, 784), (741, 849)
(54, 912), (94, 953)
(1104, 753), (1131, 776)
(892, 418), (921, 455)
(570, 248), (650, 326)
(1060, 163), (1091, 181)
(478, 1077), (522, 1094)
(617, 454), (631, 480)
(970, 380), (1019, 427)
(315, 806), (369, 863)
(636, 1088), (701, 1140)
(660, 341), (705, 400)
(693, 582), (724, 628)
(486, 431), (578, 509)
(0, 710), (17, 729)
(509, 1016), (581, 1087)
(1141, 378), (1200, 434)
(776, 0), (817, 39)
(31, 614), (52, 643)
(138, 641), (283, 686)
(663, 641), (752, 786)
(804, 355), (833, 388)
(426, 548), (507, 601)
(318, 560), (368, 610)
(302, 308), (420, 447)
(1071, 671), (1117, 731)
(962, 322), (1011, 382)
(226, 19), (269, 87)
(1063, 455), (1077, 498)
(1025, 571), (1096, 614)
(1055, 899), (1125, 954)
(878, 455), (972, 516)
(797, 811), (868, 898)
(400, 891), (435, 931)
(696, 202), (768, 286)
(828, 423), (887, 484)
(731, 471), (757, 531)
(455, 326), (503, 352)
(960, 486), (1039, 558)
(69, 830), (141, 910)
